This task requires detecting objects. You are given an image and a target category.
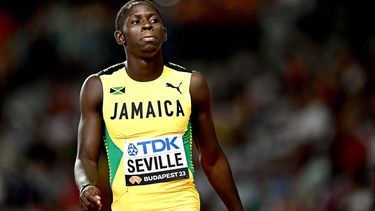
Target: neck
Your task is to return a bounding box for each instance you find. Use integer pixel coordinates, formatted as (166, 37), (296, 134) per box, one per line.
(125, 51), (164, 82)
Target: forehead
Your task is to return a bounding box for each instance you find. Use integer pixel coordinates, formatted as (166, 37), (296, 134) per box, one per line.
(126, 3), (160, 18)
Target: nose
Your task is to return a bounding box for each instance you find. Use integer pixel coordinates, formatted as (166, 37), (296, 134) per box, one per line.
(141, 21), (153, 31)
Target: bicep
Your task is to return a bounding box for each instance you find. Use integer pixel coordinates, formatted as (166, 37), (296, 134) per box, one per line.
(77, 75), (104, 161)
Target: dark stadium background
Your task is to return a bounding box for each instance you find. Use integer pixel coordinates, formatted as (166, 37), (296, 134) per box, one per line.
(1, 0), (375, 210)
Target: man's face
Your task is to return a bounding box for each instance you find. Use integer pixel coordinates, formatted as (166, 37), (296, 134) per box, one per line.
(120, 3), (166, 57)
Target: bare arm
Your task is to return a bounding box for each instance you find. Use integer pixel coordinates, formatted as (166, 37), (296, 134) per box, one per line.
(74, 74), (103, 210)
(190, 71), (243, 211)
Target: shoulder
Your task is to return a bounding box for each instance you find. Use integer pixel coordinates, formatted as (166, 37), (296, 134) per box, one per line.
(190, 70), (211, 108)
(191, 71), (207, 89)
(98, 62), (126, 76)
(79, 74), (103, 108)
(191, 70), (210, 95)
(81, 74), (102, 93)
(81, 62), (126, 95)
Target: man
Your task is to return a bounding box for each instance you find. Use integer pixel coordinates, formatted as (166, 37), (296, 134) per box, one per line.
(74, 0), (243, 210)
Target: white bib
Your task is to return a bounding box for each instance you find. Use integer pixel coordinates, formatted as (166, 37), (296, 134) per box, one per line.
(124, 135), (189, 186)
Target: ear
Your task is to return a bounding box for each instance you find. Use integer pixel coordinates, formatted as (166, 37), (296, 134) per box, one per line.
(163, 27), (168, 42)
(114, 30), (126, 45)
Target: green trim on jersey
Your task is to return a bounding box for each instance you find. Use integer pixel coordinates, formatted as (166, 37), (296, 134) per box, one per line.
(183, 120), (194, 175)
(104, 127), (123, 186)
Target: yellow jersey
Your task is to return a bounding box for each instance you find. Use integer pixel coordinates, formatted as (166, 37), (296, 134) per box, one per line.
(99, 62), (200, 210)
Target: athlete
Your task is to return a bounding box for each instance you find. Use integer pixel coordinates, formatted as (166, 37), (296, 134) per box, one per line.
(74, 0), (244, 210)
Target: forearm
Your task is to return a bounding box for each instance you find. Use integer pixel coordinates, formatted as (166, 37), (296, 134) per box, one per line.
(74, 157), (99, 191)
(201, 152), (243, 211)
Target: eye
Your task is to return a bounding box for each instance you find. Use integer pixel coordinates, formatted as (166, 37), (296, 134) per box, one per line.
(149, 18), (159, 24)
(131, 19), (140, 25)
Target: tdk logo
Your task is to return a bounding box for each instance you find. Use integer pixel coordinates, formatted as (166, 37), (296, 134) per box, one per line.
(137, 136), (179, 155)
(127, 143), (138, 156)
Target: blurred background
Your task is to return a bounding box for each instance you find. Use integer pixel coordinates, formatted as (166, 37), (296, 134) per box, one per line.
(1, 0), (375, 210)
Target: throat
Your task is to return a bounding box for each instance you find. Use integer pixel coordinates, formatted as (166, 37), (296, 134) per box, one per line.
(127, 69), (163, 82)
(125, 60), (164, 82)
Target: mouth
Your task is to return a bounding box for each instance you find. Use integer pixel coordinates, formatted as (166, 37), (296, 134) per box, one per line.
(141, 35), (157, 42)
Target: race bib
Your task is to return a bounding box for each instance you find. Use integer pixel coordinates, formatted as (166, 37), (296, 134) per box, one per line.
(124, 135), (189, 186)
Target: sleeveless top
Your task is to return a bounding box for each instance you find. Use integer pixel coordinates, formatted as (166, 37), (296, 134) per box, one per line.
(99, 62), (199, 210)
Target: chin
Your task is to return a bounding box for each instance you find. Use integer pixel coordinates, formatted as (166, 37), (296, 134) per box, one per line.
(139, 52), (159, 59)
(140, 48), (161, 57)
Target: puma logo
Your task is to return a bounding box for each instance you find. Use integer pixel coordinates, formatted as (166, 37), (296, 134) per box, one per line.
(166, 82), (182, 94)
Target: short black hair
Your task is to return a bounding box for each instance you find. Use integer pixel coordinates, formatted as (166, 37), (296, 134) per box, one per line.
(115, 0), (162, 30)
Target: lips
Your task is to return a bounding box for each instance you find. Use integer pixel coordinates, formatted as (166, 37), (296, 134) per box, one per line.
(141, 35), (157, 41)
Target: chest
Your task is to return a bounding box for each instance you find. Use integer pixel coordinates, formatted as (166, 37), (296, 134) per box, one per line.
(101, 73), (191, 140)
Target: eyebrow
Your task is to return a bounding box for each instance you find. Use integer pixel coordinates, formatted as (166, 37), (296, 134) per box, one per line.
(129, 12), (158, 19)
